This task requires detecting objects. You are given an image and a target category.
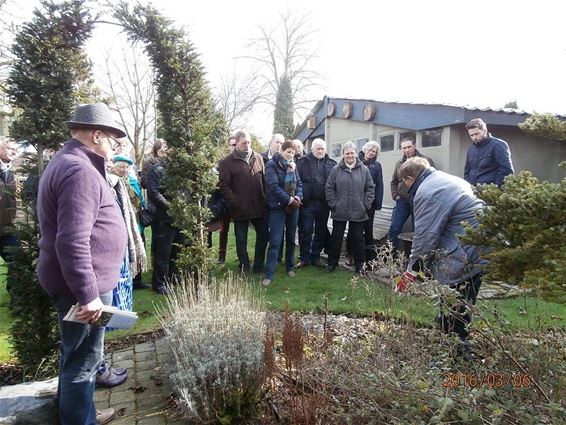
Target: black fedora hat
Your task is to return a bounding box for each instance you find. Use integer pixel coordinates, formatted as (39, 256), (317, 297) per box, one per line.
(66, 103), (127, 138)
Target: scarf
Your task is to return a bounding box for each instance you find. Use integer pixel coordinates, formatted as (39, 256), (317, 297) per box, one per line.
(108, 174), (147, 277)
(235, 148), (253, 163)
(128, 175), (145, 206)
(277, 155), (297, 196)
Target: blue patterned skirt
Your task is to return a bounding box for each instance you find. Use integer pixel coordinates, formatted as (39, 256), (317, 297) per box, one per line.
(107, 253), (133, 331)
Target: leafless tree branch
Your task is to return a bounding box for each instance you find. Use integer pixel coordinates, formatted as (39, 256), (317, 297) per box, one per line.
(238, 9), (323, 119)
(100, 43), (156, 166)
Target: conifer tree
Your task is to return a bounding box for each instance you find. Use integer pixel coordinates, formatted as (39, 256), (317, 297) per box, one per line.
(519, 112), (566, 142)
(273, 74), (294, 138)
(5, 0), (95, 373)
(114, 2), (225, 277)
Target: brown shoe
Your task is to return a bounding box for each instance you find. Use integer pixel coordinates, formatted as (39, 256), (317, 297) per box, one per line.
(96, 408), (116, 424)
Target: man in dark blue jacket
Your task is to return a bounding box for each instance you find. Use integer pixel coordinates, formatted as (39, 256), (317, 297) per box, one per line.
(296, 138), (336, 267)
(464, 118), (514, 186)
(146, 149), (185, 295)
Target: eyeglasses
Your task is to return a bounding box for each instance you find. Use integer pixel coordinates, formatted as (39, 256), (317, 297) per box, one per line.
(104, 133), (121, 150)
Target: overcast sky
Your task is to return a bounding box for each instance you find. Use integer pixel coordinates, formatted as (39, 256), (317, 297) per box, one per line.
(7, 0), (566, 141)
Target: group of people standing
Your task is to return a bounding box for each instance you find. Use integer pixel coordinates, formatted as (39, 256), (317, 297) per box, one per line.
(23, 98), (515, 425)
(217, 131), (386, 286)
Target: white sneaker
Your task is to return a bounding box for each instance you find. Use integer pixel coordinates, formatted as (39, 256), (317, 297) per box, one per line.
(287, 271), (296, 278)
(96, 408), (116, 424)
(262, 279), (272, 287)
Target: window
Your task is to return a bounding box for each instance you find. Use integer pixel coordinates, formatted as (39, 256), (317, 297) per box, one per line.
(331, 143), (342, 157)
(379, 134), (395, 152)
(399, 131), (416, 144)
(421, 128), (443, 147)
(356, 138), (368, 153)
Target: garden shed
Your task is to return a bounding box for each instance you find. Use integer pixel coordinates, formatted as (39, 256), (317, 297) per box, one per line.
(295, 96), (566, 236)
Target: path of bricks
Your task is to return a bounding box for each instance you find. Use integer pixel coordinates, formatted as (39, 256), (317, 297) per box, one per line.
(95, 339), (183, 425)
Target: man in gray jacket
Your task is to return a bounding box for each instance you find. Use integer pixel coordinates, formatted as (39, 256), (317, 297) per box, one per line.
(396, 157), (488, 357)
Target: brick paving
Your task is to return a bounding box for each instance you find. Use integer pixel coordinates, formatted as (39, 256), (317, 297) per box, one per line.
(95, 339), (185, 424)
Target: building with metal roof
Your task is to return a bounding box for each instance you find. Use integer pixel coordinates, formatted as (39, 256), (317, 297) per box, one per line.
(296, 96), (566, 237)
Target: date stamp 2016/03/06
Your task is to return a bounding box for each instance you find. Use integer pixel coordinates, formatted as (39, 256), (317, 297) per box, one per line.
(442, 372), (532, 388)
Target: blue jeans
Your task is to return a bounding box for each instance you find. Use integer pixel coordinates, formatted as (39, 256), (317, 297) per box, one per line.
(264, 208), (299, 280)
(233, 217), (268, 272)
(299, 201), (330, 263)
(52, 291), (112, 425)
(388, 198), (412, 250)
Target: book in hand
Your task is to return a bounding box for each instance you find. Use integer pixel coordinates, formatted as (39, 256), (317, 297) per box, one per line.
(64, 304), (138, 329)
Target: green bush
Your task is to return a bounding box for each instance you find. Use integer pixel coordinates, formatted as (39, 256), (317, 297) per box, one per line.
(8, 206), (59, 377)
(156, 274), (266, 423)
(462, 167), (566, 303)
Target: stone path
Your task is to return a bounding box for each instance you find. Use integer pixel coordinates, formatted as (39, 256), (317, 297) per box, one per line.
(95, 339), (183, 425)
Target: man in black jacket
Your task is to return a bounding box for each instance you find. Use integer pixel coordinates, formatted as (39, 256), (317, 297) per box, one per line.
(464, 118), (514, 186)
(146, 149), (184, 294)
(296, 138), (336, 267)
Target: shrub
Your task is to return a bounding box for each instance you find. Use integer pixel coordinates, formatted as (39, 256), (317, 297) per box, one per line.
(264, 313), (566, 424)
(462, 168), (566, 302)
(8, 204), (59, 377)
(156, 273), (266, 423)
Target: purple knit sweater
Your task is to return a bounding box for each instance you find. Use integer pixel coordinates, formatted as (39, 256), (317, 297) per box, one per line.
(37, 140), (127, 305)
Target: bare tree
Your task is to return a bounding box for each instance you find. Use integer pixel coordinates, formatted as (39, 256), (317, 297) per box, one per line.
(101, 43), (156, 166)
(241, 10), (322, 118)
(0, 0), (16, 69)
(214, 70), (263, 133)
(0, 0), (20, 96)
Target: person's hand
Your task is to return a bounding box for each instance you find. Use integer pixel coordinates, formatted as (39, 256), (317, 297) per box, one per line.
(289, 197), (302, 209)
(75, 297), (104, 323)
(394, 271), (417, 293)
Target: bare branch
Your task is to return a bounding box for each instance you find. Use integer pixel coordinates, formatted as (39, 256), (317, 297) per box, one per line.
(240, 9), (323, 120)
(99, 44), (156, 166)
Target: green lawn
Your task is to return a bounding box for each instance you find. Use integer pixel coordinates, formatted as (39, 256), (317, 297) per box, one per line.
(0, 228), (564, 363)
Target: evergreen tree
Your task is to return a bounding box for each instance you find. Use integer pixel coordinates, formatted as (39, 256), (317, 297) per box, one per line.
(273, 74), (294, 138)
(519, 112), (566, 142)
(503, 100), (518, 109)
(7, 0), (95, 171)
(5, 0), (95, 374)
(114, 2), (226, 277)
(462, 165), (566, 302)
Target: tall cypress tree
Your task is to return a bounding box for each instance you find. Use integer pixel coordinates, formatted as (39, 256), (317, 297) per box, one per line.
(114, 2), (226, 277)
(8, 0), (95, 172)
(6, 0), (95, 374)
(273, 74), (294, 138)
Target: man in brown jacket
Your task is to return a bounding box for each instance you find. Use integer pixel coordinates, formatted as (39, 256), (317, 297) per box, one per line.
(388, 136), (435, 252)
(0, 137), (19, 293)
(219, 130), (268, 274)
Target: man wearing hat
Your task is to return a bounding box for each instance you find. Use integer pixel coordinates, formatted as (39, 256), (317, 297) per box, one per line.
(37, 103), (128, 425)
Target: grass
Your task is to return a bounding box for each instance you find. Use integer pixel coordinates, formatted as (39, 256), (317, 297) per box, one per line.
(0, 227), (565, 363)
(0, 268), (12, 363)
